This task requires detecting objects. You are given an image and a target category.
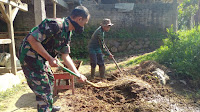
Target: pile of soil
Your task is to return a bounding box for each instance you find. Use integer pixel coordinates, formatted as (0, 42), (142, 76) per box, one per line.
(54, 61), (200, 112)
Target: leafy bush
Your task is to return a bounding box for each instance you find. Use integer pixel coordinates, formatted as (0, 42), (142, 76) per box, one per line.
(156, 25), (200, 80)
(70, 25), (96, 58)
(129, 25), (200, 81)
(125, 26), (200, 82)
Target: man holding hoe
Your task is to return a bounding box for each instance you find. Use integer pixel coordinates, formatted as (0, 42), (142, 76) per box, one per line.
(88, 18), (114, 79)
(18, 6), (90, 112)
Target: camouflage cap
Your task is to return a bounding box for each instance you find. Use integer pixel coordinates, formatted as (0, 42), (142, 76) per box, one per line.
(101, 18), (114, 26)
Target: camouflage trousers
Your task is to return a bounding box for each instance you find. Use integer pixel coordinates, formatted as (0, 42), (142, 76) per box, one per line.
(21, 56), (54, 112)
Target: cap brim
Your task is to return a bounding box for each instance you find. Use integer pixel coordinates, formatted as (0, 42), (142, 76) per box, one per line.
(108, 23), (114, 26)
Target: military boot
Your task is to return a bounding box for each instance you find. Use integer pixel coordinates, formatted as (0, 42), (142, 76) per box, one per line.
(99, 66), (105, 78)
(91, 67), (95, 79)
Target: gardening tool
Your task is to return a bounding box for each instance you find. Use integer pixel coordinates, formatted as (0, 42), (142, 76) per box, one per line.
(57, 61), (110, 88)
(104, 44), (122, 73)
(110, 56), (122, 72)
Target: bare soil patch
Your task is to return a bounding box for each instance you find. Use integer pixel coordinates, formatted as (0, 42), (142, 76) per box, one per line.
(2, 60), (200, 112)
(53, 61), (200, 112)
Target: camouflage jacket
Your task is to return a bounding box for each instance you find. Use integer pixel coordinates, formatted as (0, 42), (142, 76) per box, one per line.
(19, 18), (72, 65)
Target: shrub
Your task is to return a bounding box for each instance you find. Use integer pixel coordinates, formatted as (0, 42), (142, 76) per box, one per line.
(150, 25), (200, 81)
(70, 25), (96, 58)
(178, 0), (198, 30)
(126, 25), (200, 83)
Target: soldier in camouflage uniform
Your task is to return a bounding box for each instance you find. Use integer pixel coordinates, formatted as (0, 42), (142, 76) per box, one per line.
(18, 6), (90, 112)
(88, 18), (114, 79)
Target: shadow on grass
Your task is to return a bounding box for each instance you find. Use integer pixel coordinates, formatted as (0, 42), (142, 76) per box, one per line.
(15, 93), (36, 109)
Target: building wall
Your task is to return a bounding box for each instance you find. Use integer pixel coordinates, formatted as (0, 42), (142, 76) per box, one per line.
(14, 3), (71, 31)
(9, 0), (178, 54)
(82, 0), (178, 31)
(14, 0), (178, 31)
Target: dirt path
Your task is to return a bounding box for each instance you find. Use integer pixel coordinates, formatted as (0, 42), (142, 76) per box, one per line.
(1, 57), (200, 112)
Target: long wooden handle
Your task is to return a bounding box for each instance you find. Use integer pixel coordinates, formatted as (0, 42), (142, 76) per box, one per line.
(103, 44), (122, 73)
(111, 57), (122, 72)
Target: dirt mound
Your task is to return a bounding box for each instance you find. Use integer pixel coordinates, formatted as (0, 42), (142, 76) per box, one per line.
(127, 60), (170, 85)
(54, 75), (155, 112)
(53, 61), (200, 112)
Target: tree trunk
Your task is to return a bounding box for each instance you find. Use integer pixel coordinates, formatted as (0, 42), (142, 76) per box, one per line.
(194, 0), (200, 26)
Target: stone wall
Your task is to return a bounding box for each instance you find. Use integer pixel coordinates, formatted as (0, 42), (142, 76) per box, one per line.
(70, 37), (163, 56)
(105, 38), (163, 53)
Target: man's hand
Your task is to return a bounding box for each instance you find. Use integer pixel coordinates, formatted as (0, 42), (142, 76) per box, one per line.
(109, 54), (114, 59)
(48, 58), (58, 67)
(79, 74), (87, 82)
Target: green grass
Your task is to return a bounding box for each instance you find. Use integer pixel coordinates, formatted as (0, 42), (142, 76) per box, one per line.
(0, 83), (27, 102)
(72, 58), (90, 65)
(0, 83), (28, 111)
(124, 52), (156, 67)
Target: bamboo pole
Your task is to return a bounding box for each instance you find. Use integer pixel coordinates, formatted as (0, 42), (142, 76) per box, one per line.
(7, 4), (17, 75)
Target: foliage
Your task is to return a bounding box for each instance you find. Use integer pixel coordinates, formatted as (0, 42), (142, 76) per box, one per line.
(70, 25), (96, 58)
(157, 26), (200, 80)
(70, 38), (89, 58)
(178, 0), (198, 30)
(127, 25), (200, 82)
(107, 26), (166, 39)
(166, 25), (179, 47)
(70, 25), (166, 58)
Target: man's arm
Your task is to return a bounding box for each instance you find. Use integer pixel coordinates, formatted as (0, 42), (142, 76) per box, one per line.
(61, 54), (87, 82)
(27, 35), (58, 67)
(98, 34), (113, 58)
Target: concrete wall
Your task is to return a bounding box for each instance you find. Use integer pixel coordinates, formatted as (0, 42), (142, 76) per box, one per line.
(82, 0), (178, 31)
(14, 0), (178, 31)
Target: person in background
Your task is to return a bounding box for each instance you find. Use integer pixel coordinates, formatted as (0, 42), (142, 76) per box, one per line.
(88, 18), (114, 79)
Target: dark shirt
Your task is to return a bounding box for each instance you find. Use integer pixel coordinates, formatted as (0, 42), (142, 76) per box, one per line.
(88, 26), (110, 56)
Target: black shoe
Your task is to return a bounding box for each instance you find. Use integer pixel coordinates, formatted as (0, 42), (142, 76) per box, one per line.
(52, 106), (61, 112)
